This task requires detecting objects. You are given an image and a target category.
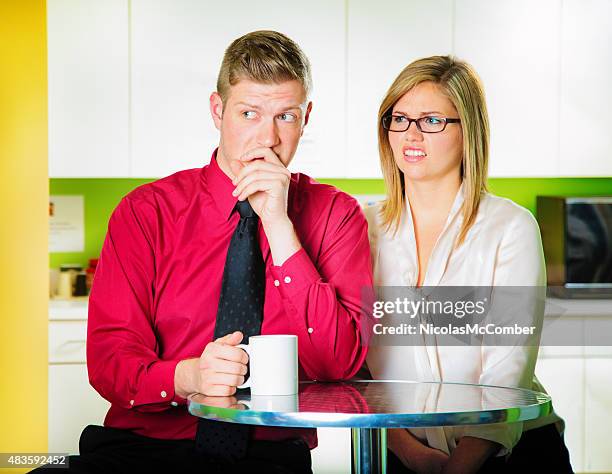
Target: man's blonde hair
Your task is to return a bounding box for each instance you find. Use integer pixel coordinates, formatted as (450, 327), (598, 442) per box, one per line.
(378, 55), (490, 246)
(217, 30), (312, 102)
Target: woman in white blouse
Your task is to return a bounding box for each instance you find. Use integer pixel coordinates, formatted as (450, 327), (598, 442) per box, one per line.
(365, 56), (573, 474)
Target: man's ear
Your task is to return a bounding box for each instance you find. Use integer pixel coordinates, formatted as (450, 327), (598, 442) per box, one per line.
(301, 101), (313, 136)
(210, 92), (224, 130)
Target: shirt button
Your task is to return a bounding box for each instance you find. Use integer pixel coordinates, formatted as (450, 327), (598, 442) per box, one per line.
(284, 276), (292, 284)
(171, 401), (178, 407)
(307, 327), (314, 334)
(129, 400), (134, 406)
(274, 279), (280, 287)
(161, 390), (167, 398)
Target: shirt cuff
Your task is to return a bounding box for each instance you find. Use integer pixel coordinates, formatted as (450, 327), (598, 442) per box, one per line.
(130, 359), (185, 410)
(269, 248), (321, 300)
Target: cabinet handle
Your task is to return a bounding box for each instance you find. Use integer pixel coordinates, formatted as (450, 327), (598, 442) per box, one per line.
(62, 339), (86, 345)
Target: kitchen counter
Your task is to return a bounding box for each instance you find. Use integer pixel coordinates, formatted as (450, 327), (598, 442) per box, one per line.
(546, 297), (612, 318)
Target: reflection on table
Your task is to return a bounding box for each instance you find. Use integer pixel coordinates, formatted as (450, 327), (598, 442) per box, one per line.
(188, 380), (551, 428)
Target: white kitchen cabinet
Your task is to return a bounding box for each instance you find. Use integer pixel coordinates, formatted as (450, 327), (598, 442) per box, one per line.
(559, 0), (612, 177)
(537, 300), (612, 473)
(130, 0), (346, 179)
(48, 301), (110, 454)
(454, 0), (562, 177)
(311, 428), (351, 474)
(346, 0), (454, 178)
(584, 352), (612, 472)
(47, 1), (612, 178)
(47, 0), (129, 177)
(535, 352), (585, 472)
(48, 364), (110, 454)
(49, 320), (88, 364)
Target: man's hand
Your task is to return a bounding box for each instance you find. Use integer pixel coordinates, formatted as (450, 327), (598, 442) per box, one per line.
(230, 147), (302, 266)
(174, 331), (248, 398)
(230, 147), (291, 227)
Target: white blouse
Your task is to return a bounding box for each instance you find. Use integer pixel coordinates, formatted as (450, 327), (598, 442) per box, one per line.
(364, 184), (561, 455)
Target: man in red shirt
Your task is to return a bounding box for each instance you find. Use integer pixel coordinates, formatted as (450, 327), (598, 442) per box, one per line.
(36, 30), (372, 473)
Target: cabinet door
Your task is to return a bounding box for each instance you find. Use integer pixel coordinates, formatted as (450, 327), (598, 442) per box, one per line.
(454, 0), (562, 177)
(47, 0), (129, 177)
(49, 320), (87, 363)
(48, 364), (110, 454)
(535, 355), (584, 472)
(311, 428), (351, 474)
(346, 0), (454, 178)
(559, 0), (612, 176)
(584, 355), (612, 472)
(130, 0), (345, 178)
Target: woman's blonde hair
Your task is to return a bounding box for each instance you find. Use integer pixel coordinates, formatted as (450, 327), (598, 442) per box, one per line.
(378, 55), (489, 245)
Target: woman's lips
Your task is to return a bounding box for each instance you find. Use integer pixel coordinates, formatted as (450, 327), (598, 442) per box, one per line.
(403, 148), (427, 163)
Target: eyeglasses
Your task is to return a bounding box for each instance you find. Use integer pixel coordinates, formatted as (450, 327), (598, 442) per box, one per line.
(381, 115), (461, 133)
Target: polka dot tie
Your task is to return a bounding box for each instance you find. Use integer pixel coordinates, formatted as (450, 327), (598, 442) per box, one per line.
(195, 200), (265, 463)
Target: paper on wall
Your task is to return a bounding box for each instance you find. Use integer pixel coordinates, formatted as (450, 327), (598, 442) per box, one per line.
(49, 195), (84, 252)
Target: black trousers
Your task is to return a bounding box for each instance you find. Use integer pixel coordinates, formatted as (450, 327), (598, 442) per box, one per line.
(31, 425), (312, 474)
(387, 423), (574, 474)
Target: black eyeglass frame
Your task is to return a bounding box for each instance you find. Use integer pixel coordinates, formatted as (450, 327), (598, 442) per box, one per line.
(381, 115), (461, 133)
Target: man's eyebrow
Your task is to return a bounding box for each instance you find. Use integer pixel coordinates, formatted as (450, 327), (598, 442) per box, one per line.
(282, 105), (305, 111)
(234, 102), (262, 109)
(234, 102), (305, 112)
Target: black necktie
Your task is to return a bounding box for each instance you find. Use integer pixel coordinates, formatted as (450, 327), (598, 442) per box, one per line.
(195, 200), (265, 462)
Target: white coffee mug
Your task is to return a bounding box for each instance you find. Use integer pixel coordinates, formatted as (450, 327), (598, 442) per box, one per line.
(237, 335), (298, 396)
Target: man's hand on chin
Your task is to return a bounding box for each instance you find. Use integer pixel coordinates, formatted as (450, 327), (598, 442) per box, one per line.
(230, 148), (301, 265)
(230, 147), (291, 225)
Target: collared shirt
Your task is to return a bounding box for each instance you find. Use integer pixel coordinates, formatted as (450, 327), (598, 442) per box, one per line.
(365, 184), (560, 454)
(87, 151), (372, 447)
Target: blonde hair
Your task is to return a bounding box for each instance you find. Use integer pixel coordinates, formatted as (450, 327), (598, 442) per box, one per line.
(217, 30), (312, 102)
(378, 55), (489, 246)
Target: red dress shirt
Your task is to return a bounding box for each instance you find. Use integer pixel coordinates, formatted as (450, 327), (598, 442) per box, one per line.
(87, 151), (373, 448)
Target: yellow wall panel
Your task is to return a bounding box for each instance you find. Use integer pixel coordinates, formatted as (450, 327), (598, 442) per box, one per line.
(0, 0), (48, 469)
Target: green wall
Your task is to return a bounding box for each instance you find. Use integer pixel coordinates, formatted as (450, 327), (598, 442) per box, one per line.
(49, 177), (612, 269)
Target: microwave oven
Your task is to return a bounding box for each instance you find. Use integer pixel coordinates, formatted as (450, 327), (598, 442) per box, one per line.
(536, 196), (612, 298)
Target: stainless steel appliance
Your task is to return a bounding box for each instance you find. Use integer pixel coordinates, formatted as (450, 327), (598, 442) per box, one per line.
(537, 196), (612, 298)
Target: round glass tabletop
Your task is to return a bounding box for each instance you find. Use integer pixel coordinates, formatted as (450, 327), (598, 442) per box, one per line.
(188, 380), (552, 428)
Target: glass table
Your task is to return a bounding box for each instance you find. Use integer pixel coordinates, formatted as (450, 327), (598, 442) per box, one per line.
(188, 380), (552, 474)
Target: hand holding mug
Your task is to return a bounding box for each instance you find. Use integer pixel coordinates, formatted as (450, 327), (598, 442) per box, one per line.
(175, 331), (248, 398)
